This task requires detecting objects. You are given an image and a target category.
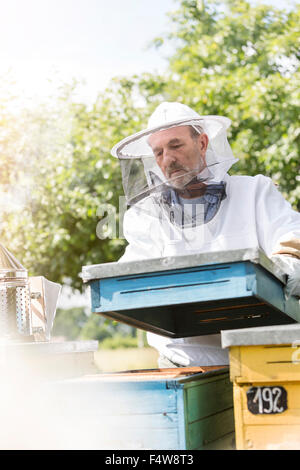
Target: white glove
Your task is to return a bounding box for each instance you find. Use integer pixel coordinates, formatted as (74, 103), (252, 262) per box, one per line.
(271, 255), (300, 298)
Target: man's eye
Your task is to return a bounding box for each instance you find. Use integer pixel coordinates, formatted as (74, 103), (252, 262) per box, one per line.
(171, 144), (182, 149)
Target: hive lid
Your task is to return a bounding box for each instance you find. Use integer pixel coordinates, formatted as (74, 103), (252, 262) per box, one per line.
(95, 366), (228, 381)
(0, 243), (27, 277)
(221, 323), (300, 349)
(81, 247), (286, 283)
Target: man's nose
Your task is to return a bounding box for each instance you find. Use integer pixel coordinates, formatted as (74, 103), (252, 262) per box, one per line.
(162, 148), (176, 166)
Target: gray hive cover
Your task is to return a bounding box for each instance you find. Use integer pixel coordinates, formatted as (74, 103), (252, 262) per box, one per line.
(221, 323), (300, 348)
(81, 248), (286, 283)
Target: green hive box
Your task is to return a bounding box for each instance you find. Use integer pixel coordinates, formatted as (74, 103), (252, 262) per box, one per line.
(50, 367), (235, 450)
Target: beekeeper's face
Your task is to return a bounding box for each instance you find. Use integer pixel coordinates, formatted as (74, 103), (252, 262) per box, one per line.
(148, 125), (209, 189)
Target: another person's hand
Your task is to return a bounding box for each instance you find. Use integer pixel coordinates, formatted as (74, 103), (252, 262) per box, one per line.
(285, 272), (300, 298)
(271, 254), (300, 299)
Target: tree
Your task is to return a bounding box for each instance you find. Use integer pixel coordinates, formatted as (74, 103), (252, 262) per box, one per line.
(152, 0), (300, 208)
(1, 81), (145, 289)
(52, 306), (137, 344)
(51, 307), (88, 340)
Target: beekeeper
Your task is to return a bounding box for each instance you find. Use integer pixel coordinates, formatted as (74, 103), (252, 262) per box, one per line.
(111, 102), (300, 367)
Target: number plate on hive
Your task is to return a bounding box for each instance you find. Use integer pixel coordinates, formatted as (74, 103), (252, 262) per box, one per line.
(247, 386), (287, 414)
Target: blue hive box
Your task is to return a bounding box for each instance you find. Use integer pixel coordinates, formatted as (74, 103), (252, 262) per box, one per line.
(81, 248), (300, 338)
(50, 366), (235, 450)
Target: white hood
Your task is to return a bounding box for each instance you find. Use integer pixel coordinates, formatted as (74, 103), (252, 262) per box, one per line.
(111, 102), (238, 205)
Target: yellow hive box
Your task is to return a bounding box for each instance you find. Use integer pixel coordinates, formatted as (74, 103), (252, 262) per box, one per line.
(221, 323), (300, 450)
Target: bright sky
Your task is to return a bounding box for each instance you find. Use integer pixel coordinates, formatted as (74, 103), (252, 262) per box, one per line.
(0, 0), (293, 105)
(0, 0), (175, 104)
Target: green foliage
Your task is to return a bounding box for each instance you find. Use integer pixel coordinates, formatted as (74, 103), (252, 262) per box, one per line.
(52, 306), (137, 345)
(155, 0), (300, 207)
(79, 314), (120, 342)
(99, 335), (139, 350)
(52, 307), (87, 340)
(1, 82), (135, 288)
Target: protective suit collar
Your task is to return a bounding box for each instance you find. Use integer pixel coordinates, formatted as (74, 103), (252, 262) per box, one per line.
(156, 181), (227, 229)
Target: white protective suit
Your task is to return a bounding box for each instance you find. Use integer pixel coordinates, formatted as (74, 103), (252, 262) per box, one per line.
(113, 102), (300, 367)
(119, 173), (300, 366)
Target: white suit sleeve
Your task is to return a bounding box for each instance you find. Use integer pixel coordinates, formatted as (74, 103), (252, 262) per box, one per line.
(255, 175), (300, 296)
(119, 204), (162, 262)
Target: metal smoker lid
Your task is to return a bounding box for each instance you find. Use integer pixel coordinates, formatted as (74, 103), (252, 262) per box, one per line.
(0, 243), (27, 279)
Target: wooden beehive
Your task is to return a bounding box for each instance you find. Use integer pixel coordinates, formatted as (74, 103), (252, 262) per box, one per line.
(51, 366), (235, 450)
(81, 248), (300, 337)
(222, 323), (300, 450)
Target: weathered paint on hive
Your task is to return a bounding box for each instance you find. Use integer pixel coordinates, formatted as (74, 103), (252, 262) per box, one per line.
(52, 367), (235, 450)
(89, 260), (299, 338)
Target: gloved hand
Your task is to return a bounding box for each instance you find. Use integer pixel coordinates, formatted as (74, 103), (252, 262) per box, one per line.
(271, 254), (300, 298)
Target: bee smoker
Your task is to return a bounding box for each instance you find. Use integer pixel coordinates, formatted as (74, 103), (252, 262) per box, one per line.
(0, 244), (32, 340)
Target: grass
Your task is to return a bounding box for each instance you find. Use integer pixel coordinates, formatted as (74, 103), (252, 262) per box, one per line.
(94, 347), (159, 372)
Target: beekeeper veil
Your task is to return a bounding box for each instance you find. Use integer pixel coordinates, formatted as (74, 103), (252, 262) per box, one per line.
(111, 102), (238, 207)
